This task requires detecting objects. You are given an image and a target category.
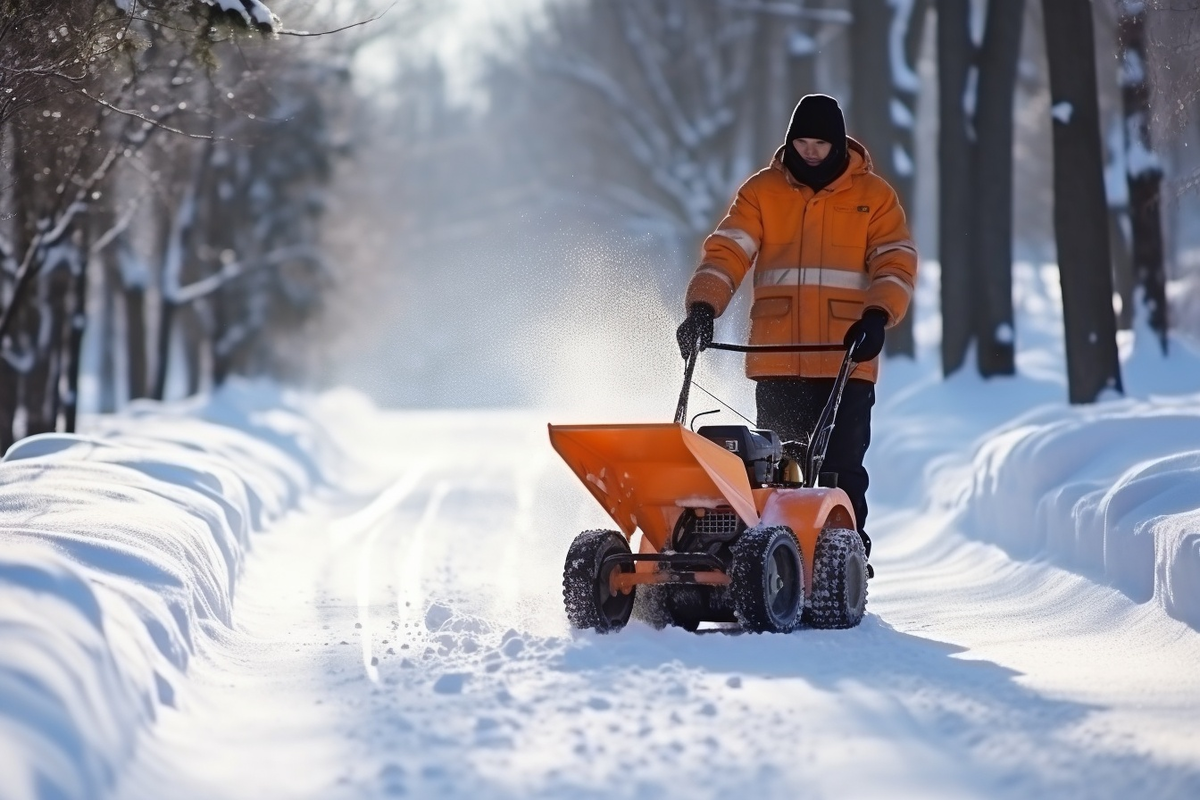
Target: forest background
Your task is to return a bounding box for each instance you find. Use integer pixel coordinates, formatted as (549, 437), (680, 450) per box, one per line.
(2, 0), (1199, 452)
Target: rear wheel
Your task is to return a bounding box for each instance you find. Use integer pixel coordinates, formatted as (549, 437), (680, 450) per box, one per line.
(563, 530), (635, 632)
(806, 527), (868, 629)
(730, 526), (804, 633)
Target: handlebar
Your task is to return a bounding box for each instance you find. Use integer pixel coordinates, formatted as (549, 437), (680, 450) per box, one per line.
(703, 341), (849, 353)
(674, 339), (860, 489)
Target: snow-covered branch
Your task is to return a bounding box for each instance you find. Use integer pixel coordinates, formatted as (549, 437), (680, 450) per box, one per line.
(172, 246), (326, 306)
(112, 0), (280, 33)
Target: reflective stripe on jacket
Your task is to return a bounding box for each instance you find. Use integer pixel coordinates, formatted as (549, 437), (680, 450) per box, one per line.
(685, 138), (918, 382)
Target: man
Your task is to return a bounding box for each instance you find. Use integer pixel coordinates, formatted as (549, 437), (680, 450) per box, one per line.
(675, 93), (918, 575)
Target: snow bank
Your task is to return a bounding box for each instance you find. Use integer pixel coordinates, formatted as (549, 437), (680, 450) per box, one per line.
(872, 260), (1200, 631)
(0, 380), (326, 800)
(956, 392), (1200, 627)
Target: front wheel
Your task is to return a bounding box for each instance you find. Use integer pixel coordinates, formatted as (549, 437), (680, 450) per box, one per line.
(563, 529), (635, 632)
(806, 527), (868, 629)
(730, 525), (804, 633)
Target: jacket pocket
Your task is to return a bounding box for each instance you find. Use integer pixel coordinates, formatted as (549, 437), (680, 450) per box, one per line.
(831, 204), (870, 249)
(828, 298), (863, 320)
(827, 298), (862, 344)
(749, 296), (792, 345)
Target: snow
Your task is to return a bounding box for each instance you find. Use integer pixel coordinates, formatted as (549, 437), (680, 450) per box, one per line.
(787, 31), (816, 57)
(3, 261), (1200, 798)
(1121, 47), (1146, 88)
(113, 0), (277, 29)
(893, 142), (914, 177)
(1125, 112), (1164, 178)
(1052, 101), (1074, 124)
(202, 0), (277, 29)
(890, 97), (915, 129)
(887, 0), (921, 93)
(0, 380), (326, 800)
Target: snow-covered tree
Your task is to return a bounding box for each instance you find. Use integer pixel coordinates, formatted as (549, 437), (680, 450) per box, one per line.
(0, 0), (404, 449)
(1116, 1), (1168, 351)
(521, 0), (848, 256)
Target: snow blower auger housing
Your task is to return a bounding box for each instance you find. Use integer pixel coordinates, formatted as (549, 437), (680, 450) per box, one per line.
(550, 340), (869, 634)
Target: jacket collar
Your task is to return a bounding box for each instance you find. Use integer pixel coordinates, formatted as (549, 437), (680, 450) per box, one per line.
(771, 136), (873, 194)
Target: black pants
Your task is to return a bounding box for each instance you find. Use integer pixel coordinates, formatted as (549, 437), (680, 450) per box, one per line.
(756, 378), (875, 557)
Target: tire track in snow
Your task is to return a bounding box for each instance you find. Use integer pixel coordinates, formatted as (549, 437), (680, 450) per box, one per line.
(330, 470), (423, 683)
(396, 481), (451, 636)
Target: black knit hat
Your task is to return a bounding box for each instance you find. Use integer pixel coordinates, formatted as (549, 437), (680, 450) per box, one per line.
(785, 93), (846, 145)
(781, 93), (849, 191)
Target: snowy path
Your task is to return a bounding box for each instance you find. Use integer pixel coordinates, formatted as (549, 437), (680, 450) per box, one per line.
(115, 409), (1200, 800)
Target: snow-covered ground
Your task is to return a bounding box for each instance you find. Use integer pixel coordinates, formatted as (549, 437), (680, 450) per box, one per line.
(3, 261), (1200, 799)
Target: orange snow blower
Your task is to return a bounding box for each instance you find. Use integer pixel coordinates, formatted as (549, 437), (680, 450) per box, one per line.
(549, 340), (868, 633)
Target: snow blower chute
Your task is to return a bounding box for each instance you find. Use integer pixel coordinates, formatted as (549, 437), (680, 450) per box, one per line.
(549, 341), (868, 633)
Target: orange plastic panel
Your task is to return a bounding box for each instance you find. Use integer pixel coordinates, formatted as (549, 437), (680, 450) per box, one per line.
(548, 423), (760, 551)
(757, 487), (856, 595)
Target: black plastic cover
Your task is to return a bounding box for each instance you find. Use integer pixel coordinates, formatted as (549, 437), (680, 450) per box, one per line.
(696, 425), (783, 485)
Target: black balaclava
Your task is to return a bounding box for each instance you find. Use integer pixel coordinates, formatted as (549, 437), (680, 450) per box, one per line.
(781, 93), (850, 192)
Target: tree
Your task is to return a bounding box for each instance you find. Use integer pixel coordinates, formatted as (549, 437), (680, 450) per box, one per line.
(969, 0), (1025, 377)
(936, 0), (1025, 378)
(849, 0), (931, 358)
(1116, 1), (1168, 351)
(0, 0), (406, 450)
(936, 0), (975, 375)
(1042, 0), (1123, 403)
(528, 0), (849, 254)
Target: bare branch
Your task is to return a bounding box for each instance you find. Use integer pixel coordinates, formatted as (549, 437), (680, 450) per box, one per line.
(90, 195), (146, 257)
(173, 246), (325, 305)
(77, 88), (216, 140)
(277, 1), (399, 37)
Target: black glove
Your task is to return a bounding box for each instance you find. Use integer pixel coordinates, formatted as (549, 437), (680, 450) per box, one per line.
(843, 308), (888, 363)
(676, 302), (715, 360)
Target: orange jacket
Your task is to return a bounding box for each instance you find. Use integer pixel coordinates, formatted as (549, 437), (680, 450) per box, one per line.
(685, 138), (918, 382)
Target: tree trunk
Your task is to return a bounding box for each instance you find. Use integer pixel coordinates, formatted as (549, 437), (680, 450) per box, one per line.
(970, 0), (1024, 377)
(126, 285), (149, 400)
(0, 367), (15, 453)
(886, 0), (931, 357)
(181, 303), (205, 396)
(850, 1), (893, 178)
(1109, 206), (1135, 330)
(63, 239), (88, 433)
(17, 226), (83, 438)
(152, 301), (176, 401)
(1042, 0), (1123, 403)
(937, 0), (975, 375)
(1117, 3), (1168, 351)
(851, 0), (929, 359)
(97, 244), (120, 413)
